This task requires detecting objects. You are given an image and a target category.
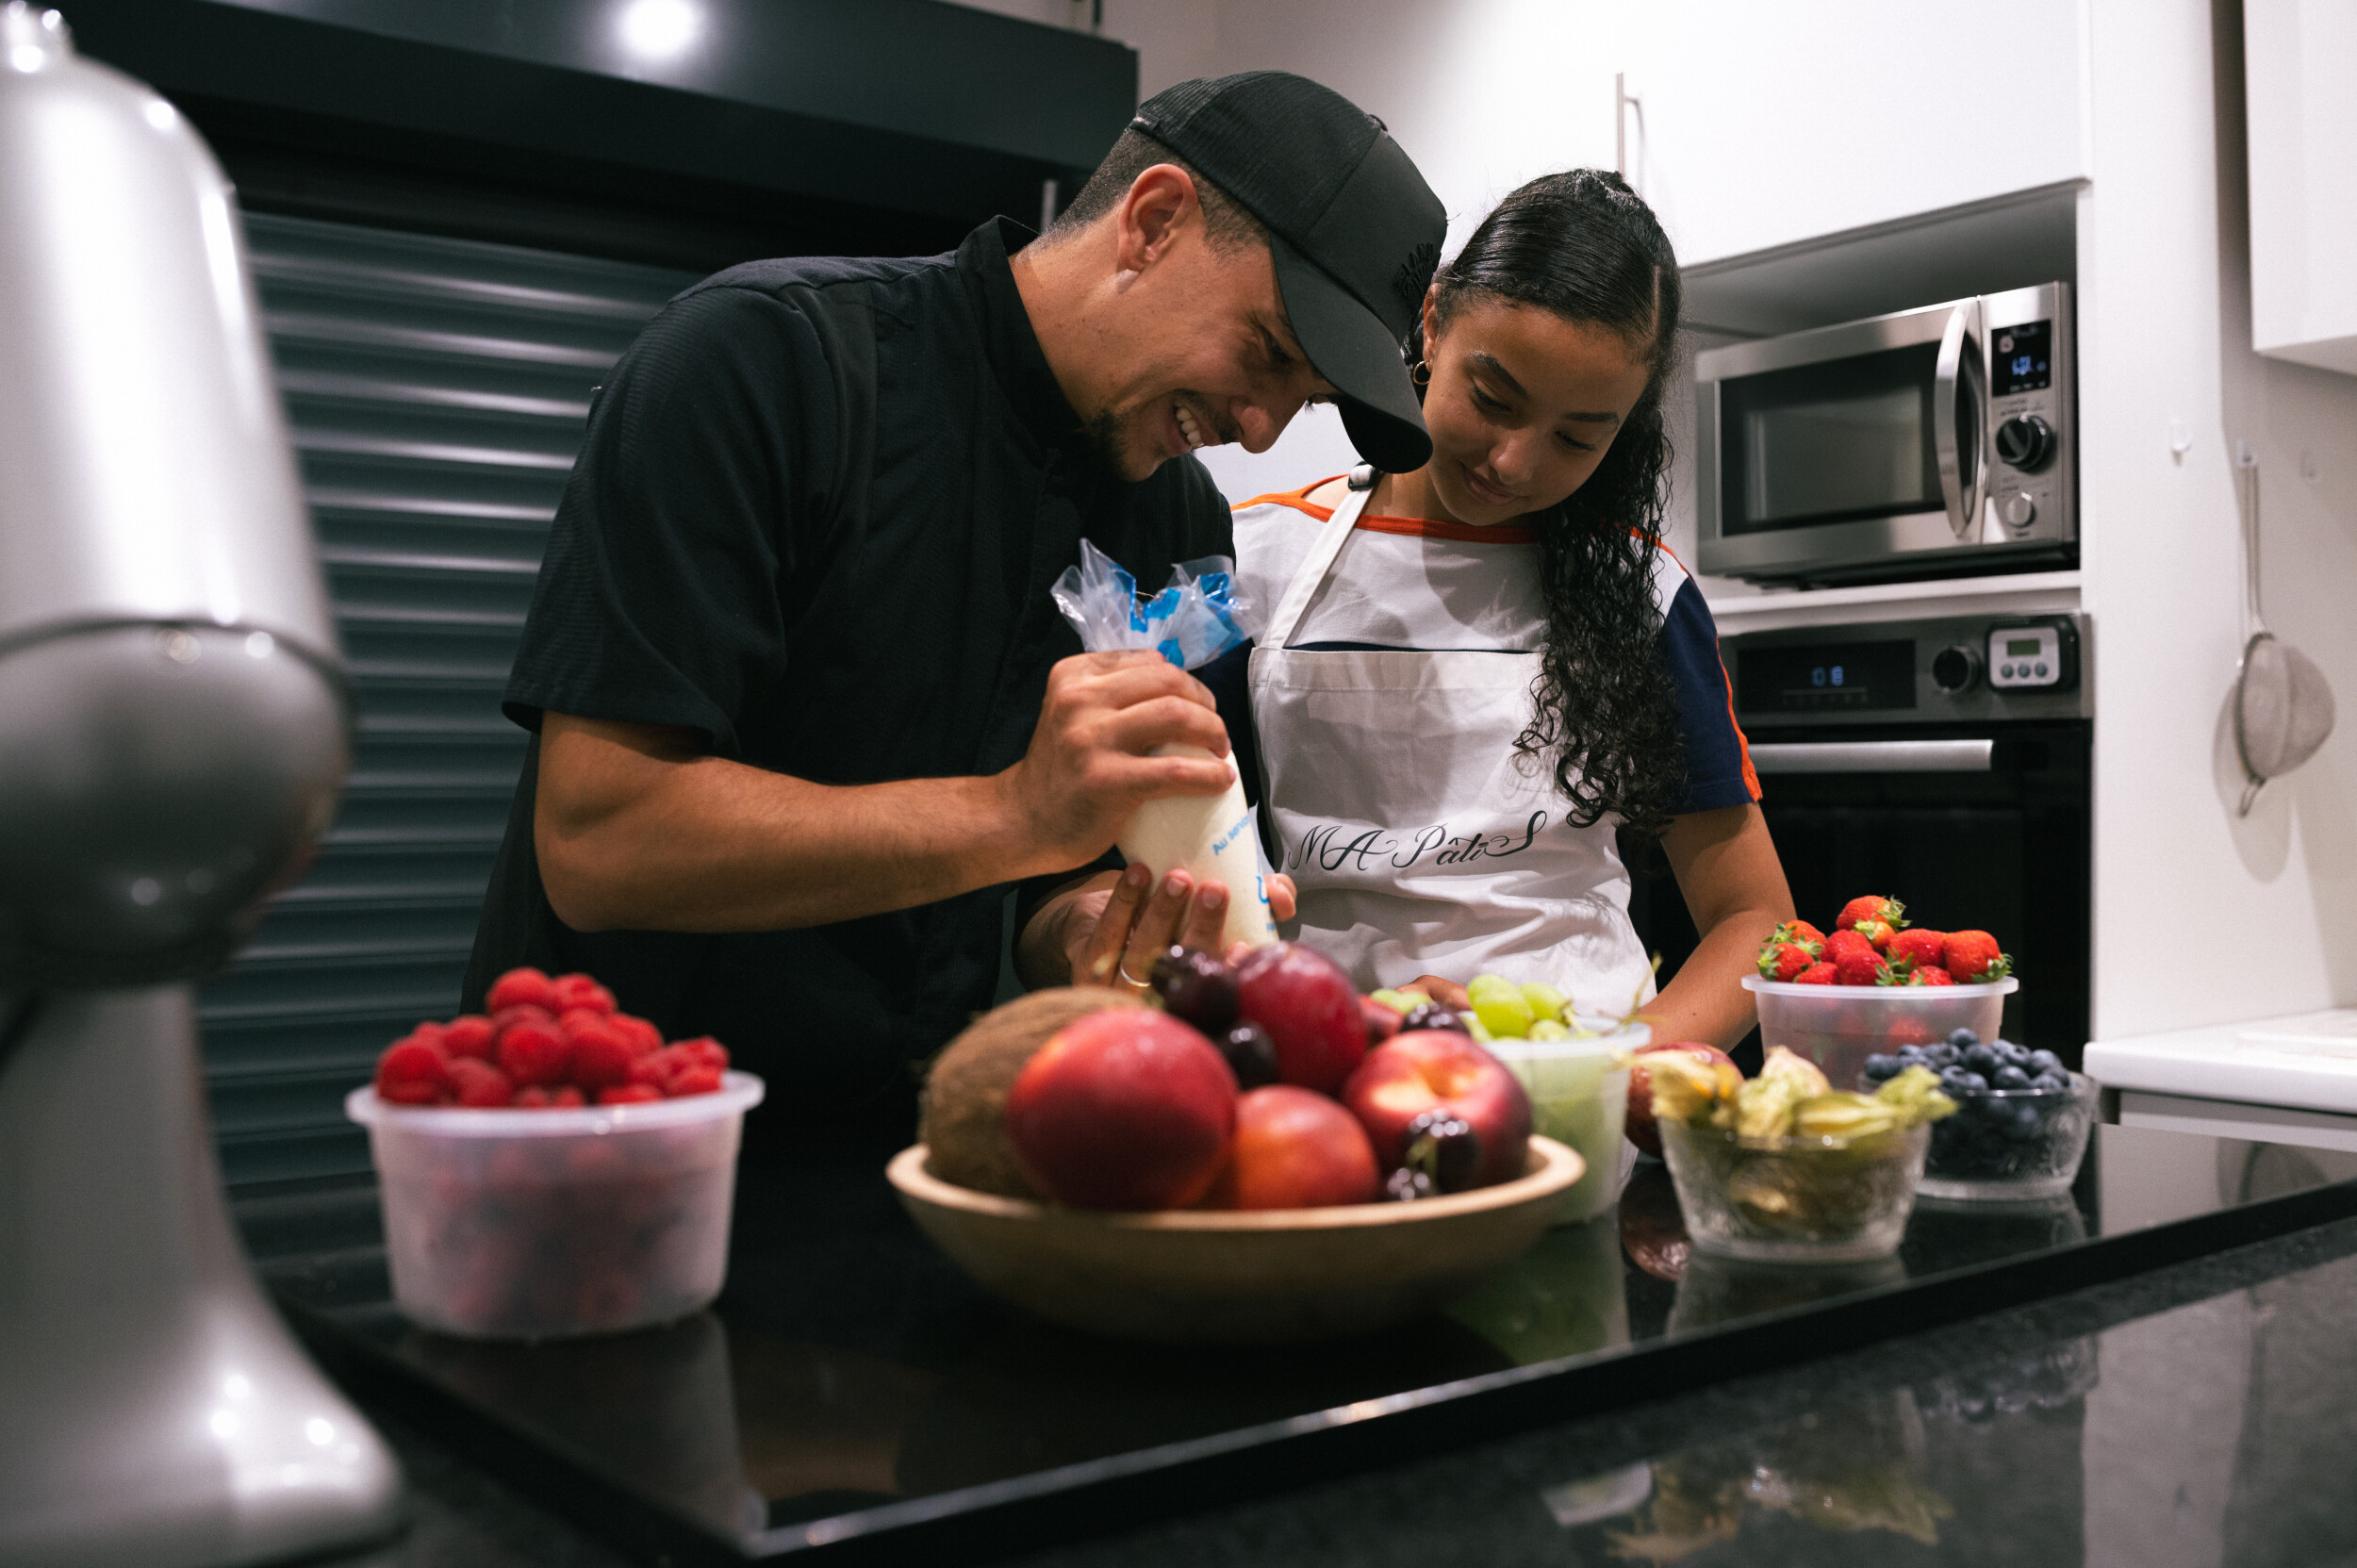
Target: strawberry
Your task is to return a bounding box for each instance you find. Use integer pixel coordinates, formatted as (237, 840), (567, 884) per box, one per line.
(497, 1017), (572, 1087)
(549, 973), (617, 1015)
(374, 1039), (451, 1105)
(446, 1057), (513, 1107)
(1757, 940), (1818, 982)
(1944, 930), (2013, 982)
(1885, 1017), (1939, 1048)
(567, 1020), (635, 1092)
(1766, 920), (1824, 955)
(1887, 928), (1948, 973)
(442, 1015), (496, 1062)
(486, 966), (556, 1014)
(597, 1084), (664, 1106)
(1822, 929), (1875, 965)
(1907, 966), (1956, 986)
(1836, 896), (1906, 933)
(1852, 918), (1898, 952)
(1834, 948), (1889, 986)
(1793, 962), (1838, 985)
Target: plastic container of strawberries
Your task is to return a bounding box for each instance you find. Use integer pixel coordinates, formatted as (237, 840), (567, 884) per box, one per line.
(1743, 976), (2018, 1094)
(348, 1073), (764, 1340)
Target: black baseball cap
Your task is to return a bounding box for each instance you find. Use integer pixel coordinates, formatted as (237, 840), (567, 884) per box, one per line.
(1129, 73), (1446, 473)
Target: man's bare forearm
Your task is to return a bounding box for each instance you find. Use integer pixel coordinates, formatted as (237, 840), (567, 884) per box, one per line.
(536, 717), (1064, 933)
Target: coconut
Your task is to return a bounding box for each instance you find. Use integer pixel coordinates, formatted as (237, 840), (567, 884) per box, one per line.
(918, 986), (1147, 1197)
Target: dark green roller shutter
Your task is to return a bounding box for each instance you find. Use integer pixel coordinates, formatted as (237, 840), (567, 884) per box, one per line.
(202, 212), (696, 1189)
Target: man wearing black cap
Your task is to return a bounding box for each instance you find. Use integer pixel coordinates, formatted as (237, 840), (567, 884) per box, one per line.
(467, 72), (1445, 1137)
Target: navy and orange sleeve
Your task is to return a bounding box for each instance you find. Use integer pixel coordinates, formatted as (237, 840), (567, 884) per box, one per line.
(1659, 578), (1761, 814)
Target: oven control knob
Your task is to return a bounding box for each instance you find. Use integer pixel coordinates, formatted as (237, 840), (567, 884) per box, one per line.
(2002, 490), (2037, 527)
(1932, 643), (1983, 694)
(1995, 414), (2055, 471)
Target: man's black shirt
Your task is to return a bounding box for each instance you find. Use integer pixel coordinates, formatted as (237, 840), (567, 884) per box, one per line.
(468, 219), (1232, 1134)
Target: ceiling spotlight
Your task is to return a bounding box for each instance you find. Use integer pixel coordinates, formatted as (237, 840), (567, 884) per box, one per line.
(617, 0), (702, 61)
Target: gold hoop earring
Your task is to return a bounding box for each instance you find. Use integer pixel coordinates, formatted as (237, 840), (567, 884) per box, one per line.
(1411, 359), (1430, 387)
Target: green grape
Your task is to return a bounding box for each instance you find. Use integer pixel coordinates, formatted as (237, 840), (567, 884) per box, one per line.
(1474, 992), (1536, 1038)
(1519, 982), (1570, 1023)
(1526, 1018), (1572, 1041)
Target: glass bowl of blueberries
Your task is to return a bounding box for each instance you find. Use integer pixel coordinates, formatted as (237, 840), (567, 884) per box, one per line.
(1861, 1030), (2097, 1201)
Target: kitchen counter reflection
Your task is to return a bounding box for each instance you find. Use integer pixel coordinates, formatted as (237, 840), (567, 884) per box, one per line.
(261, 1124), (2357, 1564)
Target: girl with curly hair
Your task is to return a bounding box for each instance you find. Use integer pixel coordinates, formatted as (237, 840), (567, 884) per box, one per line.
(1216, 170), (1792, 1045)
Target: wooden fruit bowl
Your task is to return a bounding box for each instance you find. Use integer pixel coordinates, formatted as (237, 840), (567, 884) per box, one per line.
(886, 1136), (1584, 1345)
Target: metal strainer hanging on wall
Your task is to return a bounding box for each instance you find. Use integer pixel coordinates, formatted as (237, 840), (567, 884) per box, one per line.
(2232, 441), (2335, 817)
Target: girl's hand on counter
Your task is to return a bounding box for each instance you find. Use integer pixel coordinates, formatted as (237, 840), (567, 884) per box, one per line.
(1404, 975), (1470, 1011)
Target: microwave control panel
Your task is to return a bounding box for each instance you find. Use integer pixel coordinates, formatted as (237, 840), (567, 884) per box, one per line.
(1986, 288), (2074, 545)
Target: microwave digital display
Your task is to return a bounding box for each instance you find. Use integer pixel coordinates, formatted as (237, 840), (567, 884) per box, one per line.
(1736, 640), (1918, 713)
(1991, 320), (2052, 394)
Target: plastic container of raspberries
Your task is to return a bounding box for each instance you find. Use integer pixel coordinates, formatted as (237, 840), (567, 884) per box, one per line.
(350, 1073), (765, 1339)
(1861, 1033), (2096, 1202)
(1744, 974), (2017, 1095)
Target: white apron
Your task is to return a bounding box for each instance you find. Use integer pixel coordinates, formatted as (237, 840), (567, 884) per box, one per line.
(1246, 471), (1656, 1017)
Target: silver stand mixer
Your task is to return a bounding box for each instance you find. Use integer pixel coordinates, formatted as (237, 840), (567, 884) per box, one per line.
(0, 6), (405, 1562)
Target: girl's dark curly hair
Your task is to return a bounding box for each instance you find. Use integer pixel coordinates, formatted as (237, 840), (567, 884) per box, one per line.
(1407, 170), (1687, 838)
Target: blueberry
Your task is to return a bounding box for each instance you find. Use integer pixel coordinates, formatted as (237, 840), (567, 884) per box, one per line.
(1865, 1054), (1899, 1080)
(2027, 1049), (2062, 1076)
(1928, 1043), (1959, 1067)
(2032, 1071), (2069, 1093)
(1957, 1070), (1989, 1095)
(1965, 1045), (2001, 1078)
(2012, 1104), (2043, 1137)
(1949, 1029), (1981, 1048)
(1995, 1065), (2032, 1089)
(1897, 1044), (1927, 1063)
(1998, 1041), (2030, 1066)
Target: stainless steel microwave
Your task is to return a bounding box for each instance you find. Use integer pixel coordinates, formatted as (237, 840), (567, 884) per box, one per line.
(1694, 282), (2075, 586)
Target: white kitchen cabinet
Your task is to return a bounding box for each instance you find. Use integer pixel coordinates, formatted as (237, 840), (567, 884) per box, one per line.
(2245, 0), (2357, 374)
(1610, 0), (2089, 267)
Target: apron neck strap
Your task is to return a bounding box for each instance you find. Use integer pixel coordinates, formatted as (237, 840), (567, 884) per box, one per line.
(1265, 477), (1376, 649)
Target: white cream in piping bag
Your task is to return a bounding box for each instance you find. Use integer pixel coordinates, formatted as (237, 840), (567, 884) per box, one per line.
(1117, 744), (1277, 954)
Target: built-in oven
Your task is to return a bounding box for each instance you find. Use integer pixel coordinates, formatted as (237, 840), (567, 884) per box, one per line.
(1627, 612), (2091, 1067)
(1695, 283), (2076, 586)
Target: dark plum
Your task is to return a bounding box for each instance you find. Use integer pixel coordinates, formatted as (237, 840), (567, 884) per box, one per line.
(1396, 1000), (1469, 1035)
(1148, 948), (1241, 1033)
(1215, 1021), (1281, 1089)
(1400, 1109), (1483, 1194)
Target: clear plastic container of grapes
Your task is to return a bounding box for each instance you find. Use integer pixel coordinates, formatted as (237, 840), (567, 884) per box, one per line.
(348, 1073), (764, 1339)
(1485, 1021), (1642, 1226)
(1913, 1071), (2098, 1202)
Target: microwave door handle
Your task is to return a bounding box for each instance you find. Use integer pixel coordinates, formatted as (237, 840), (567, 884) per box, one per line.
(1749, 740), (1995, 774)
(1933, 298), (1987, 540)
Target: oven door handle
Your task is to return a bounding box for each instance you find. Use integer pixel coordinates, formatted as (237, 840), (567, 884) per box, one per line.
(1933, 296), (1987, 541)
(1750, 739), (1996, 774)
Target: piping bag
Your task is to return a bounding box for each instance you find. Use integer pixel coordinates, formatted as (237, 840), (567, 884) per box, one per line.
(1051, 540), (1277, 953)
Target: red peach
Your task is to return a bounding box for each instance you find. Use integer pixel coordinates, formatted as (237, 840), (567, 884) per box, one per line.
(1004, 1010), (1238, 1211)
(1341, 1031), (1532, 1189)
(1203, 1086), (1381, 1210)
(1234, 942), (1364, 1094)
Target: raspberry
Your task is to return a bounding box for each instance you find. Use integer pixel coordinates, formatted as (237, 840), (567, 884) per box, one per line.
(374, 1040), (450, 1104)
(611, 1015), (663, 1058)
(568, 1021), (635, 1091)
(404, 1020), (452, 1056)
(497, 1019), (572, 1086)
(442, 1015), (496, 1061)
(626, 1051), (671, 1090)
(511, 1085), (552, 1109)
(447, 1057), (513, 1107)
(549, 973), (616, 1015)
(486, 966), (556, 1013)
(671, 1036), (730, 1072)
(490, 1003), (556, 1037)
(666, 1065), (724, 1098)
(597, 1084), (663, 1106)
(549, 1086), (585, 1108)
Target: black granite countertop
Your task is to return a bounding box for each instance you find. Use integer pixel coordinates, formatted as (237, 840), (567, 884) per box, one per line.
(261, 1124), (2357, 1567)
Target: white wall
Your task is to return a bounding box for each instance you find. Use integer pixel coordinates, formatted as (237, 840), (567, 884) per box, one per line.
(2078, 0), (2357, 1039)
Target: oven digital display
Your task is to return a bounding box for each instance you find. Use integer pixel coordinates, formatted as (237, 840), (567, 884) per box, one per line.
(1737, 640), (1917, 713)
(2005, 636), (2042, 656)
(1991, 320), (2052, 394)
